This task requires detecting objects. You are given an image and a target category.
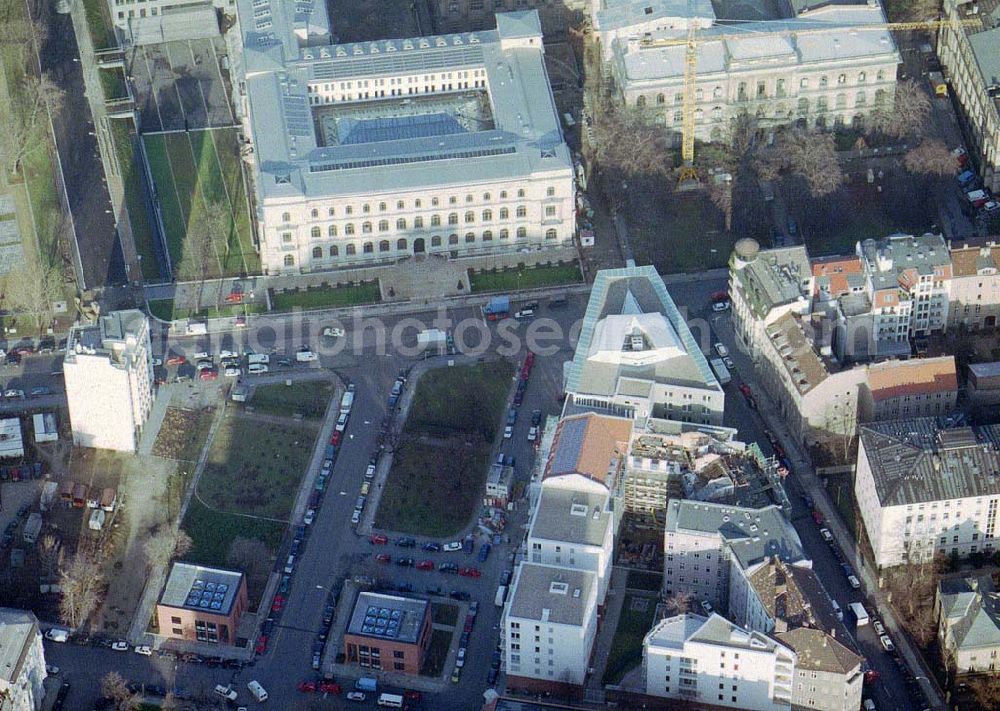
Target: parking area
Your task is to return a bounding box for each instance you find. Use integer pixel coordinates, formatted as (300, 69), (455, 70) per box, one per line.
(128, 37), (234, 133)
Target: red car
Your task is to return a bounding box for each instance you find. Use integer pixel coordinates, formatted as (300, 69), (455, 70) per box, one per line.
(319, 680), (341, 695)
(199, 369), (218, 381)
(234, 315), (247, 328)
(459, 567), (482, 578)
(375, 553), (391, 564)
(370, 534), (388, 545)
(255, 635), (268, 654)
(404, 690), (422, 702)
(520, 366), (531, 381)
(416, 560), (434, 571)
(166, 355), (186, 366)
(298, 680), (317, 693)
(271, 594), (285, 613)
(330, 431), (342, 446)
(225, 291), (245, 304)
(739, 383), (752, 399)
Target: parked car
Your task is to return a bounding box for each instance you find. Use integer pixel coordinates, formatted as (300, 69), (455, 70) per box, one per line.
(848, 575), (861, 589)
(422, 542), (441, 552)
(879, 635), (895, 653)
(111, 641), (128, 652)
(459, 567), (481, 578)
(396, 557), (415, 567)
(503, 425), (513, 439)
(346, 692), (366, 701)
(134, 645), (152, 656)
(370, 534), (388, 545)
(873, 619), (885, 635)
(416, 560), (434, 571)
(439, 563), (459, 574)
(443, 541), (463, 552)
(714, 342), (729, 357)
(375, 553), (391, 564)
(396, 537), (416, 548)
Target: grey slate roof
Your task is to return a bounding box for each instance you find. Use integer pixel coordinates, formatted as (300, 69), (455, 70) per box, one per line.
(776, 627), (861, 675)
(859, 418), (1000, 508)
(665, 500), (805, 570)
(938, 576), (1000, 652)
(530, 486), (612, 548)
(0, 608), (38, 685)
(594, 0), (714, 32)
(732, 246), (812, 320)
(507, 564), (596, 627)
(564, 265), (718, 396)
(857, 233), (951, 292)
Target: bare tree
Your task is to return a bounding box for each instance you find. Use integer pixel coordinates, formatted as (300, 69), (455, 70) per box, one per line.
(143, 522), (193, 571)
(969, 674), (1000, 709)
(3, 257), (62, 334)
(0, 73), (63, 177)
(101, 671), (139, 711)
(590, 103), (672, 181)
(38, 534), (62, 579)
(708, 179), (733, 232)
(868, 80), (931, 140)
(160, 692), (178, 711)
(905, 139), (957, 177)
(58, 552), (104, 629)
(883, 0), (941, 23)
(885, 559), (940, 647)
(226, 537), (272, 592)
(760, 131), (843, 197)
(663, 590), (694, 615)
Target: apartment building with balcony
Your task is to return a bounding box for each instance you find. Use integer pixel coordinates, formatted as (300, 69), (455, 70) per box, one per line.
(235, 3), (575, 274)
(854, 418), (1000, 568)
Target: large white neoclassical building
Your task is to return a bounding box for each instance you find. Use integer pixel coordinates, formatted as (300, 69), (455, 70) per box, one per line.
(234, 1), (575, 274)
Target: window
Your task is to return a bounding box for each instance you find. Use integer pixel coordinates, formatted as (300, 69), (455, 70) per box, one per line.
(328, 225), (337, 237)
(483, 192), (491, 201)
(312, 246), (322, 258)
(379, 240), (390, 252)
(330, 245), (338, 256)
(545, 206), (556, 217)
(858, 71), (867, 83)
(500, 228), (509, 240)
(396, 200), (404, 209)
(393, 662), (405, 671)
(363, 242), (373, 254)
(776, 78), (786, 97)
(397, 238), (407, 250)
(414, 216), (423, 229)
(362, 203), (371, 213)
(415, 199), (422, 208)
(516, 205), (527, 218)
(465, 232), (475, 243)
(855, 91), (866, 106)
(283, 254), (294, 267)
(449, 234), (459, 245)
(482, 209), (492, 221)
(346, 205), (354, 215)
(636, 95), (646, 107)
(546, 186), (555, 197)
(517, 188), (525, 198)
(500, 190), (508, 199)
(431, 197), (439, 206)
(449, 196), (457, 204)
(281, 212), (291, 222)
(483, 230), (493, 241)
(431, 215), (441, 227)
(499, 208), (509, 220)
(346, 244), (356, 255)
(673, 110), (682, 124)
(656, 93), (665, 104)
(545, 228), (557, 240)
(345, 224), (355, 235)
(465, 211), (475, 223)
(363, 222), (372, 234)
(311, 208), (318, 218)
(376, 219), (387, 232)
(171, 616), (182, 624)
(449, 213), (459, 225)
(877, 69), (885, 81)
(517, 227), (527, 238)
(838, 73), (846, 84)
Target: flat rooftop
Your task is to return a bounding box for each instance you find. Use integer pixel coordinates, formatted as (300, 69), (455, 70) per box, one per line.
(159, 562), (244, 616)
(66, 310), (148, 364)
(507, 563), (595, 627)
(347, 592), (428, 644)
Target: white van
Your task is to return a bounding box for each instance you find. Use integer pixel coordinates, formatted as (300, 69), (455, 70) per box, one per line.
(44, 628), (69, 643)
(247, 354), (270, 365)
(214, 684), (238, 701)
(186, 322), (208, 336)
(378, 693), (404, 708)
(247, 680), (268, 702)
(296, 350), (318, 362)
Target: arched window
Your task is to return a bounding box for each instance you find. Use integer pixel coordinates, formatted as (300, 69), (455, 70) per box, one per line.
(396, 218), (406, 230)
(346, 244), (355, 255)
(363, 242), (373, 254)
(837, 74), (846, 84)
(310, 208), (318, 218)
(656, 93), (665, 104)
(482, 192), (491, 201)
(817, 96), (828, 112)
(328, 225), (337, 237)
(636, 95), (646, 108)
(330, 245), (338, 256)
(415, 199), (422, 208)
(545, 229), (557, 240)
(674, 92), (683, 105)
(431, 235), (442, 247)
(713, 86), (723, 99)
(819, 75), (829, 88)
(284, 254), (294, 266)
(311, 227), (321, 238)
(465, 232), (475, 243)
(414, 216), (423, 228)
(448, 213), (458, 225)
(397, 238), (407, 250)
(327, 207), (335, 216)
(378, 201), (387, 211)
(448, 234), (459, 245)
(712, 106), (723, 122)
(379, 240), (390, 252)
(516, 227), (527, 239)
(500, 190), (508, 199)
(396, 200), (404, 209)
(483, 230), (493, 241)
(431, 215), (441, 227)
(465, 211), (475, 223)
(499, 208), (509, 220)
(516, 205), (527, 218)
(362, 203), (371, 214)
(378, 220), (389, 232)
(345, 223), (355, 235)
(281, 212), (290, 222)
(312, 246), (322, 258)
(362, 222), (372, 233)
(500, 229), (509, 240)
(482, 209), (492, 221)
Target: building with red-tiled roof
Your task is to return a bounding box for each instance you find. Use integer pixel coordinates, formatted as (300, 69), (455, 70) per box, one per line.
(858, 356), (958, 421)
(948, 240), (1000, 332)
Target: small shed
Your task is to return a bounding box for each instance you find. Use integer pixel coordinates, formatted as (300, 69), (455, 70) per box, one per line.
(32, 412), (58, 443)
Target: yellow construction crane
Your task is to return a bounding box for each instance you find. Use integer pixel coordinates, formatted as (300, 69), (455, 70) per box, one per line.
(638, 17), (982, 185)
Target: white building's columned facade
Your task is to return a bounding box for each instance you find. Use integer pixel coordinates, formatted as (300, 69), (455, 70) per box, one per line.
(235, 3), (575, 274)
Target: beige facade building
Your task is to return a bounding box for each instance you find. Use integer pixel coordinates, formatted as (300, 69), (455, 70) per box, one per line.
(938, 0), (1000, 194)
(936, 574), (1000, 673)
(858, 356), (958, 422)
(776, 627), (864, 711)
(948, 240), (1000, 331)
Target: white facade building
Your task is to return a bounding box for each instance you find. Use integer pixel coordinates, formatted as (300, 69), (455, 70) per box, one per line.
(564, 265), (724, 425)
(610, 4), (900, 142)
(642, 613), (796, 709)
(0, 609), (47, 711)
(502, 563), (598, 687)
(64, 310), (153, 453)
(235, 3), (575, 274)
(854, 418), (1000, 568)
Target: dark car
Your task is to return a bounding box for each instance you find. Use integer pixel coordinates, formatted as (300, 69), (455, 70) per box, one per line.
(396, 537), (417, 548)
(460, 631), (470, 646)
(422, 542), (441, 552)
(491, 650), (502, 669)
(531, 409), (542, 426)
(450, 590), (471, 601)
(396, 557), (415, 567)
(487, 668), (498, 685)
(439, 563), (459, 574)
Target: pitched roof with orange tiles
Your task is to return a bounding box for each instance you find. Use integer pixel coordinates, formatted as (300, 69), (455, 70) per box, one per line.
(866, 356), (958, 402)
(544, 412), (633, 487)
(811, 256), (863, 298)
(949, 242), (1000, 278)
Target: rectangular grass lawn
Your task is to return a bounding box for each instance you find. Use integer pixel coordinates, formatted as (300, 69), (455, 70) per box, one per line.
(142, 134), (186, 270)
(108, 119), (159, 281)
(602, 594), (659, 684)
(99, 67), (127, 100)
(250, 380), (335, 419)
(82, 0), (117, 50)
(270, 282), (381, 311)
(404, 359), (514, 440)
(182, 497), (284, 568)
(196, 414), (317, 520)
(468, 262), (582, 292)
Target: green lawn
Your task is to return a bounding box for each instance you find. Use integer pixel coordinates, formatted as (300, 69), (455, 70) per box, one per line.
(420, 628), (454, 677)
(108, 118), (159, 281)
(181, 497), (285, 568)
(602, 594), (659, 685)
(404, 360), (514, 440)
(196, 413), (316, 520)
(82, 0), (117, 50)
(468, 263), (582, 292)
(142, 129), (259, 280)
(626, 569), (663, 592)
(270, 281), (381, 311)
(432, 602), (459, 627)
(147, 297), (266, 322)
(98, 67), (127, 101)
(629, 191), (738, 274)
(250, 380), (335, 419)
